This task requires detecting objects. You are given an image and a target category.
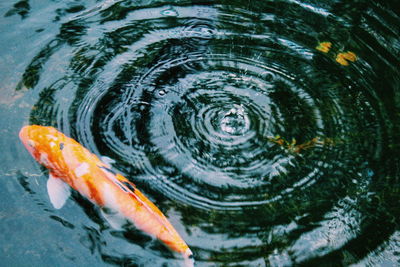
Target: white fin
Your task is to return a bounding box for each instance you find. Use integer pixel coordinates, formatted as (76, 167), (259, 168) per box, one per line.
(100, 208), (127, 230)
(100, 156), (115, 167)
(183, 248), (194, 267)
(47, 173), (71, 209)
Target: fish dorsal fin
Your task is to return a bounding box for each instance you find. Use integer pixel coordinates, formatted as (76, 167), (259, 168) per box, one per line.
(98, 166), (137, 193)
(115, 174), (137, 190)
(47, 173), (71, 209)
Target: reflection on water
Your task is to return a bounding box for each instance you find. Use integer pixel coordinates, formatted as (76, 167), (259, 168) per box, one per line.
(1, 0), (400, 266)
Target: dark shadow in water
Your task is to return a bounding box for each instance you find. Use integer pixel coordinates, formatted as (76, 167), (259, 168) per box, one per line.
(49, 215), (75, 229)
(296, 141), (400, 265)
(17, 20), (87, 90)
(17, 172), (35, 195)
(4, 0), (30, 19)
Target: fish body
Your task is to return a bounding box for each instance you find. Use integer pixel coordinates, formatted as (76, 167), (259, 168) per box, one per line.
(19, 125), (193, 266)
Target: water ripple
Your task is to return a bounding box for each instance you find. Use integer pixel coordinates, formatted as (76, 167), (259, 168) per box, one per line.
(16, 0), (400, 265)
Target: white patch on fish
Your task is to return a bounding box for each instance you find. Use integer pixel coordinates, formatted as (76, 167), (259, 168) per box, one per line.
(101, 183), (119, 210)
(74, 163), (90, 177)
(46, 135), (58, 141)
(40, 153), (49, 165)
(27, 140), (35, 147)
(40, 153), (57, 170)
(50, 142), (56, 148)
(100, 183), (127, 229)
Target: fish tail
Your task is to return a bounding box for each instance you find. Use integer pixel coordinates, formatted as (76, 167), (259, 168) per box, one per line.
(183, 248), (194, 267)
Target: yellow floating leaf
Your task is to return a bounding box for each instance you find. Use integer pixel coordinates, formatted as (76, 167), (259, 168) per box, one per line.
(336, 51), (357, 66)
(342, 51), (357, 62)
(336, 53), (349, 66)
(316, 42), (332, 53)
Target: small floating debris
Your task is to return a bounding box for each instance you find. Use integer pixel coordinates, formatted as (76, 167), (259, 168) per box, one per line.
(158, 89), (167, 96)
(315, 42), (332, 53)
(267, 136), (334, 154)
(161, 8), (178, 17)
(335, 51), (357, 66)
(315, 41), (358, 66)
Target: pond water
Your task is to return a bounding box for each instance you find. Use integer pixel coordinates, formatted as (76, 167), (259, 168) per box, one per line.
(1, 0), (399, 266)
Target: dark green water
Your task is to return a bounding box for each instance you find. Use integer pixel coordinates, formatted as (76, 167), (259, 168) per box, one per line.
(1, 0), (399, 266)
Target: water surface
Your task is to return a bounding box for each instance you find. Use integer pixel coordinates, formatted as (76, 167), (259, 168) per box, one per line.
(1, 0), (400, 266)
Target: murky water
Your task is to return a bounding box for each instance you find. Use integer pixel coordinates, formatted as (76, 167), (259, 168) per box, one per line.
(1, 0), (400, 266)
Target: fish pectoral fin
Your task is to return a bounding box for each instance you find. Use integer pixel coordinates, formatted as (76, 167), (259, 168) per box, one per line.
(100, 208), (127, 230)
(47, 173), (71, 209)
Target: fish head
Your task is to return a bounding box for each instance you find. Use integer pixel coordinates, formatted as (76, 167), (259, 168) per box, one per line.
(19, 125), (66, 171)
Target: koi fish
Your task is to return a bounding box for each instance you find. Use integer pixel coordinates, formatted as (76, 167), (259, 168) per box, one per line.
(19, 125), (194, 266)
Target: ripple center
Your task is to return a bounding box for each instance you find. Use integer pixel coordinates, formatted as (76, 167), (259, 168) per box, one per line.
(220, 104), (250, 135)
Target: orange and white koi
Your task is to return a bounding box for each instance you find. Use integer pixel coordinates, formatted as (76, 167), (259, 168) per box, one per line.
(19, 125), (193, 266)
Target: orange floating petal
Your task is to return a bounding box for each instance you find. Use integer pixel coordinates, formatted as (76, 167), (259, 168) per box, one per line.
(336, 51), (357, 66)
(342, 51), (357, 62)
(316, 42), (332, 53)
(336, 54), (349, 66)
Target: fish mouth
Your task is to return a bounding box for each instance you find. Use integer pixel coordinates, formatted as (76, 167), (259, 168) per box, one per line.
(19, 125), (44, 160)
(19, 125), (32, 144)
(19, 125), (42, 150)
